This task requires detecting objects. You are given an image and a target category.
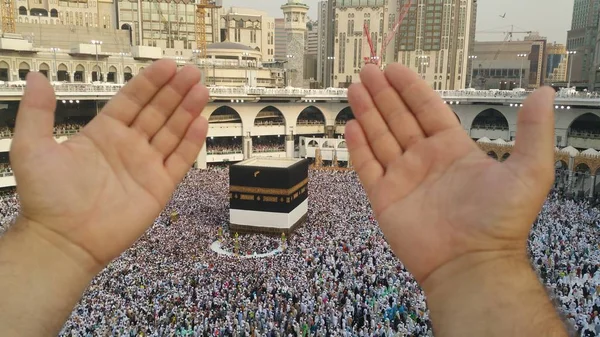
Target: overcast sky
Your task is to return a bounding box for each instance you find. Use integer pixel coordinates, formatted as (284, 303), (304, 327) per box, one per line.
(223, 0), (574, 44)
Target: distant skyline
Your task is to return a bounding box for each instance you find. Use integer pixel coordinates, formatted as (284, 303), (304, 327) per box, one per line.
(223, 0), (574, 44)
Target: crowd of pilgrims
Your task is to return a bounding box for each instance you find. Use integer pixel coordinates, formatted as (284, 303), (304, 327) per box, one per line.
(0, 122), (87, 139)
(0, 167), (599, 336)
(219, 231), (281, 256)
(206, 138), (286, 155)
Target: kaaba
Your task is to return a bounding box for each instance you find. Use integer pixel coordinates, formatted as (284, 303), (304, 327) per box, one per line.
(229, 158), (309, 235)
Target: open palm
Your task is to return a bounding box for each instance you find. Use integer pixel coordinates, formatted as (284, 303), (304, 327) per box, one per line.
(10, 60), (209, 272)
(345, 64), (555, 283)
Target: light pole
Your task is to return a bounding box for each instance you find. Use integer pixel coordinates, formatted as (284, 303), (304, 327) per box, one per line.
(242, 52), (250, 86)
(50, 47), (60, 81)
(468, 55), (477, 88)
(567, 50), (577, 88)
(517, 53), (528, 89)
(327, 56), (335, 88)
(286, 54), (294, 87)
(91, 40), (103, 82)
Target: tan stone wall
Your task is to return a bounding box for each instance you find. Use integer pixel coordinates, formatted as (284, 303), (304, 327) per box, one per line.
(15, 23), (130, 53)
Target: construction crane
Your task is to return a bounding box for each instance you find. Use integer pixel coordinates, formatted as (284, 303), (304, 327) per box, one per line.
(195, 0), (222, 59)
(363, 0), (412, 68)
(1, 0), (15, 34)
(154, 2), (169, 41)
(477, 25), (533, 60)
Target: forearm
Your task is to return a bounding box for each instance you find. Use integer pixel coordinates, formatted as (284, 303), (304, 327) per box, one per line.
(422, 251), (568, 337)
(0, 218), (93, 336)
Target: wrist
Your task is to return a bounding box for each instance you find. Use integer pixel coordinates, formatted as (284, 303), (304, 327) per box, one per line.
(16, 214), (103, 276)
(422, 250), (567, 337)
(0, 217), (95, 336)
(421, 249), (530, 295)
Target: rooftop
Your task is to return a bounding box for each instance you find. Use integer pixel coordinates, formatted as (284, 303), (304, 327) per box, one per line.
(235, 157), (304, 168)
(207, 42), (254, 51)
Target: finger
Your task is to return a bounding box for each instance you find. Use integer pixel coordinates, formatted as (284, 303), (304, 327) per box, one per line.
(13, 72), (56, 150)
(348, 83), (402, 168)
(385, 63), (460, 136)
(360, 64), (426, 150)
(150, 84), (209, 159)
(131, 65), (202, 140)
(505, 87), (556, 186)
(344, 120), (384, 194)
(165, 116), (208, 184)
(101, 59), (178, 125)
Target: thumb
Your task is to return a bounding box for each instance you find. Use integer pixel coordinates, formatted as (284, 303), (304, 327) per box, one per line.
(506, 86), (556, 187)
(12, 72), (56, 151)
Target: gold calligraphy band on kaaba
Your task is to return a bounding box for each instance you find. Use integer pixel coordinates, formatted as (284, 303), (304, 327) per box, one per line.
(229, 178), (309, 196)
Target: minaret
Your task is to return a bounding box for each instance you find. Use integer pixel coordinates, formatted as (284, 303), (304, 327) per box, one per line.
(281, 0), (309, 88)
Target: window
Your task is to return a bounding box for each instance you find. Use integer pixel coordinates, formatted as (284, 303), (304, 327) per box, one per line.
(353, 39), (357, 68)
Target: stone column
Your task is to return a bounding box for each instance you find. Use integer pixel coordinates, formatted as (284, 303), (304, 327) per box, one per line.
(243, 134), (253, 160)
(315, 148), (322, 167)
(326, 125), (335, 139)
(71, 72), (76, 83)
(567, 155), (575, 196)
(196, 142), (207, 169)
(589, 174), (596, 199)
(332, 149), (338, 167)
(285, 134), (295, 158)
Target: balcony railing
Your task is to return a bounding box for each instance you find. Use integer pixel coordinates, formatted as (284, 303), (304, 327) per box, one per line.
(470, 124), (510, 131)
(568, 131), (600, 139)
(0, 83), (600, 102)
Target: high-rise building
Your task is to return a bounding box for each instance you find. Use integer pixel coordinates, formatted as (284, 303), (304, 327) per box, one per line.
(395, 0), (476, 90)
(316, 0), (335, 87)
(281, 0), (309, 88)
(567, 0), (600, 87)
(466, 0), (478, 88)
(274, 18), (287, 61)
(114, 2), (275, 61)
(305, 21), (319, 84)
(472, 36), (547, 90)
(306, 21), (319, 55)
(546, 43), (568, 83)
(218, 7), (275, 63)
(327, 0), (475, 89)
(333, 0), (388, 88)
(16, 0), (115, 31)
(116, 0), (219, 58)
(2, 1), (282, 86)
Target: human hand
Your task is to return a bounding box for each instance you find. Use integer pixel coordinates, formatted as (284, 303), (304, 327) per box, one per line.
(345, 64), (555, 286)
(10, 60), (208, 273)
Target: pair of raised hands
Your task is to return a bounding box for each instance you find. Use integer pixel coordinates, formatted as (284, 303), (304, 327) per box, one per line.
(12, 60), (555, 282)
(5, 59), (567, 337)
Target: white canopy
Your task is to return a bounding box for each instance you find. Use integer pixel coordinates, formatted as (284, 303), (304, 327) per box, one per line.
(492, 138), (507, 145)
(560, 146), (580, 157)
(581, 148), (599, 156)
(476, 137), (491, 143)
